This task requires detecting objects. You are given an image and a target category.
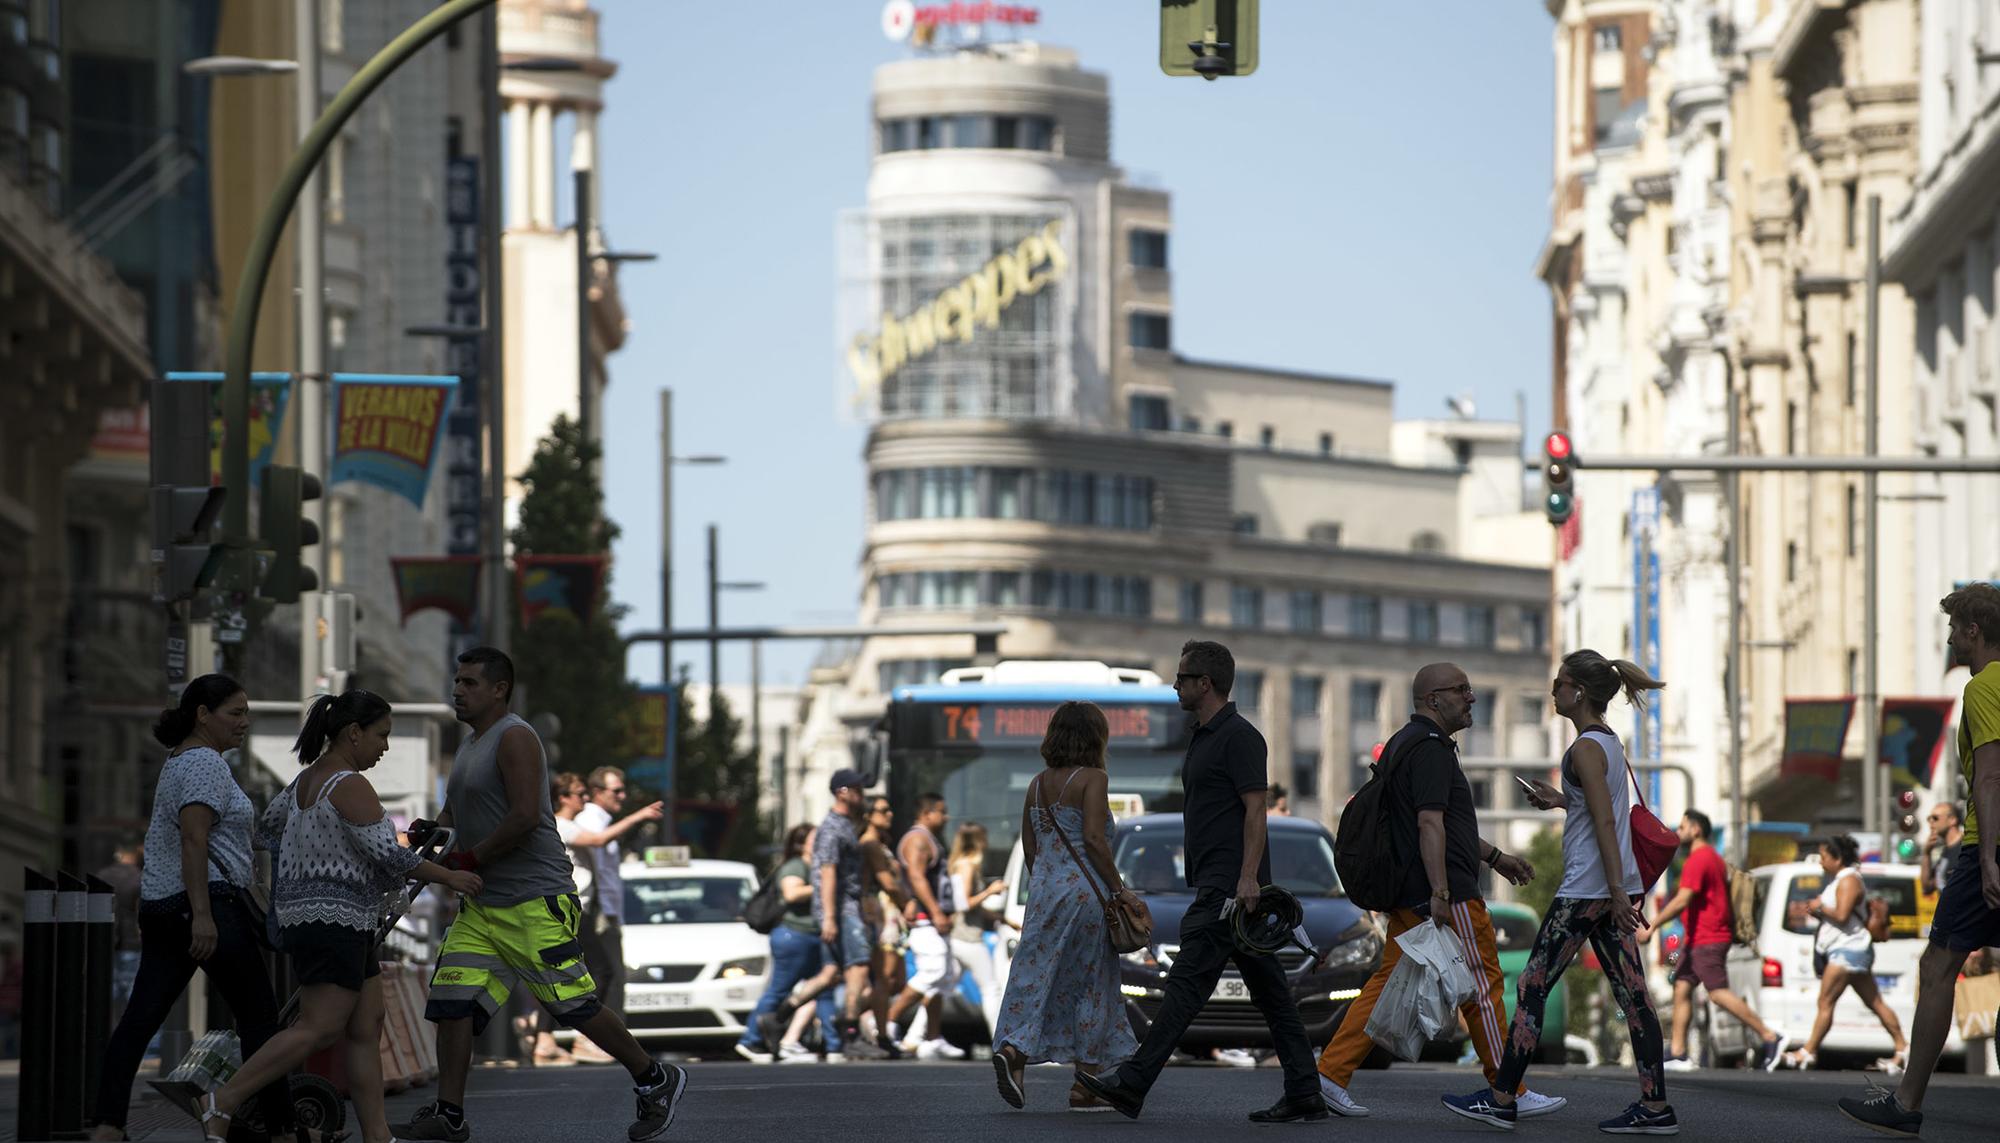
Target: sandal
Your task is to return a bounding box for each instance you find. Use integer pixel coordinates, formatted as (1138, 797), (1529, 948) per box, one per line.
(992, 1047), (1025, 1109)
(197, 1091), (231, 1143)
(1784, 1048), (1817, 1070)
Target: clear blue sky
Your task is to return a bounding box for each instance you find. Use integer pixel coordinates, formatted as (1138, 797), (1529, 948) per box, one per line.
(592, 0), (1555, 690)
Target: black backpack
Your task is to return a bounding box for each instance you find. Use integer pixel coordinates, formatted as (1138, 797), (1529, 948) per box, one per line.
(742, 865), (788, 934)
(1334, 726), (1439, 911)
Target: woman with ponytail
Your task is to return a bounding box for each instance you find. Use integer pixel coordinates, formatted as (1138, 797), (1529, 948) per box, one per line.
(1444, 651), (1679, 1135)
(195, 691), (482, 1143)
(92, 675), (299, 1141)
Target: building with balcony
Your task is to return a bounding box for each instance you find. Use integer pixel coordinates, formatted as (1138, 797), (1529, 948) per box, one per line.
(800, 40), (1554, 851)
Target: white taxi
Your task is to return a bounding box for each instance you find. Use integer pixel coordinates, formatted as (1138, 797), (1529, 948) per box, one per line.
(615, 849), (770, 1049)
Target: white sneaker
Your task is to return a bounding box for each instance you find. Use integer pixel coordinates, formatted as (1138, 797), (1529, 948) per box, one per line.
(1513, 1089), (1567, 1119)
(1318, 1075), (1370, 1117)
(1213, 1048), (1257, 1068)
(775, 1041), (816, 1064)
(1663, 1055), (1697, 1073)
(732, 1042), (773, 1064)
(920, 1038), (967, 1060)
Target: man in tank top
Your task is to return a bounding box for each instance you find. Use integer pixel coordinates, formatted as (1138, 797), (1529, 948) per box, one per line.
(393, 648), (689, 1143)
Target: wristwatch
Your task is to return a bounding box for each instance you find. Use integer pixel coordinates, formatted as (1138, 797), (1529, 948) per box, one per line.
(1486, 845), (1502, 866)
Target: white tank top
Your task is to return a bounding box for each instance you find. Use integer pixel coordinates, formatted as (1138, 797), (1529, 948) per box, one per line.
(1815, 867), (1872, 954)
(1555, 728), (1643, 899)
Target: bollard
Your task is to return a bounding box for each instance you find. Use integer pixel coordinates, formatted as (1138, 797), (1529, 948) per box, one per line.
(85, 875), (116, 1118)
(19, 870), (56, 1143)
(52, 871), (89, 1137)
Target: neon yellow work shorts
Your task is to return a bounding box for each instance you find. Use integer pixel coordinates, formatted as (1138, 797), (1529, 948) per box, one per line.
(424, 893), (599, 1033)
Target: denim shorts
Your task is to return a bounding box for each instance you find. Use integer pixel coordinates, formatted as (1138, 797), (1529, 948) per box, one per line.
(822, 904), (875, 969)
(1818, 945), (1874, 974)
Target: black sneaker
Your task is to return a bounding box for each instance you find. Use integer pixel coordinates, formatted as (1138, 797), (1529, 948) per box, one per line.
(629, 1063), (689, 1142)
(1598, 1102), (1679, 1135)
(1441, 1089), (1516, 1131)
(391, 1103), (470, 1143)
(1837, 1087), (1923, 1138)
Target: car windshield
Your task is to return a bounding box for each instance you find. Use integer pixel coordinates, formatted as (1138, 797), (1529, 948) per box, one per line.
(1112, 824), (1345, 898)
(1489, 910), (1539, 952)
(1781, 870), (1921, 938)
(624, 876), (752, 925)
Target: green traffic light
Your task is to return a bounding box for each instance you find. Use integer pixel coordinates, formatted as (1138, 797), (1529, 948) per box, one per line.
(1895, 837), (1919, 861)
(1545, 491), (1575, 525)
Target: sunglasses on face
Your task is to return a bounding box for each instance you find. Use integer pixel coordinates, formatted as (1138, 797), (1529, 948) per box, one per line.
(1427, 684), (1474, 698)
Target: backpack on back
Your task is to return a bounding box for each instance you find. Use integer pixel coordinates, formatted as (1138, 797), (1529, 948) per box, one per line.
(1334, 728), (1439, 912)
(1725, 861), (1758, 945)
(742, 865), (789, 934)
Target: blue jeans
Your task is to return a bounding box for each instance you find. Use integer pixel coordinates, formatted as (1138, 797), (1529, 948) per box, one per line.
(742, 926), (839, 1052)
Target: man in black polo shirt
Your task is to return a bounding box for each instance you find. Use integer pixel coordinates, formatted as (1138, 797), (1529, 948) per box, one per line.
(1078, 640), (1323, 1123)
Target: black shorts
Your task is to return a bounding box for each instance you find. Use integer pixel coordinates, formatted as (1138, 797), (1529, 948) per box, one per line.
(1931, 843), (2000, 953)
(285, 923), (383, 991)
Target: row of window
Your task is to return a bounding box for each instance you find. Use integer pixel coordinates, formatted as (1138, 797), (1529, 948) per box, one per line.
(877, 569), (1154, 617)
(873, 467), (1155, 530)
(880, 114), (1056, 154)
(876, 570), (1544, 650)
(878, 657), (972, 694)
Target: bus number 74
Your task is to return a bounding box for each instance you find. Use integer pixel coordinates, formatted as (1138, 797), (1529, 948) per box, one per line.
(943, 705), (982, 740)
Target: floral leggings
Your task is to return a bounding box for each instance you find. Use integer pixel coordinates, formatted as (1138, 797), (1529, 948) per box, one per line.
(1494, 896), (1665, 1103)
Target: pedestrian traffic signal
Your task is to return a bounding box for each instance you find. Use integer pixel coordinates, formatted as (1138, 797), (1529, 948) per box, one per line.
(257, 464), (321, 603)
(149, 380), (227, 605)
(1159, 0), (1259, 79)
(1543, 431), (1576, 526)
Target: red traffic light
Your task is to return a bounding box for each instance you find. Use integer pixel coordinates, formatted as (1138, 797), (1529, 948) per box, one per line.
(1896, 788), (1918, 811)
(1545, 432), (1572, 460)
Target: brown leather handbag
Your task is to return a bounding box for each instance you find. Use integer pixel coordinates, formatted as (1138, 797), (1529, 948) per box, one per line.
(1040, 777), (1154, 953)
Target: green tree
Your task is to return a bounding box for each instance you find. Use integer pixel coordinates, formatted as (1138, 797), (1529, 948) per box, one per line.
(509, 415), (634, 773)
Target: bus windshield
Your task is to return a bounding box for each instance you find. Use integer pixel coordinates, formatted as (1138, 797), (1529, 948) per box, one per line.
(884, 694), (1190, 878)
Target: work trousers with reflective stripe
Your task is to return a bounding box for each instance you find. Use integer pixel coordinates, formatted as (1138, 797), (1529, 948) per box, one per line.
(1317, 898), (1514, 1091)
(425, 892), (600, 1034)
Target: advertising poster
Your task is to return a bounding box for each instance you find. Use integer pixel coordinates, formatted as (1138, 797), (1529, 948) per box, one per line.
(329, 375), (457, 507)
(1879, 697), (1957, 788)
(516, 555), (608, 625)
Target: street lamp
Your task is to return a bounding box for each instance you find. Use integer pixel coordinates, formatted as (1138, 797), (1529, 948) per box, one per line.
(184, 56), (299, 76)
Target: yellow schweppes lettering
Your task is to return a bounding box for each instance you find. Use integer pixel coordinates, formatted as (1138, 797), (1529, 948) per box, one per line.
(849, 218), (1068, 393)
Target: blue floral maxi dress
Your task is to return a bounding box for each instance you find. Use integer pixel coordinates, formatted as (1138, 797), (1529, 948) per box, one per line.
(992, 770), (1138, 1067)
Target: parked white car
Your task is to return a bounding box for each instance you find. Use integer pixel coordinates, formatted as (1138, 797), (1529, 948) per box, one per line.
(1746, 860), (1963, 1062)
(614, 852), (769, 1049)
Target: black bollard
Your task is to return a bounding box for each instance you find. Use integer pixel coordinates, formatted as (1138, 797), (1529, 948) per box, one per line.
(53, 871), (89, 1137)
(85, 875), (116, 1119)
(19, 870), (55, 1143)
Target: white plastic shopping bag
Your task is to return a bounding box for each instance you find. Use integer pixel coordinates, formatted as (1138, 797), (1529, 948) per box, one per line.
(1365, 921), (1482, 1059)
(1362, 951), (1430, 1060)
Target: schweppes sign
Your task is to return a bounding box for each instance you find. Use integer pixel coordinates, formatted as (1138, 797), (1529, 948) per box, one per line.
(848, 218), (1069, 391)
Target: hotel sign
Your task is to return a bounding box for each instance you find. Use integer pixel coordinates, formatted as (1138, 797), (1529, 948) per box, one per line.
(847, 218), (1069, 390)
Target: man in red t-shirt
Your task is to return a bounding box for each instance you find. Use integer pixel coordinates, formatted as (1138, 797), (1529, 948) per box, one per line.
(1646, 810), (1788, 1071)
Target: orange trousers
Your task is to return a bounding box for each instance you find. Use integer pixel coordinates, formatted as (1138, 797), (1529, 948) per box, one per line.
(1316, 897), (1517, 1093)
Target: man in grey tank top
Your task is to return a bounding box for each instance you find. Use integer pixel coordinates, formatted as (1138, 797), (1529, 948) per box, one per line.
(394, 648), (689, 1143)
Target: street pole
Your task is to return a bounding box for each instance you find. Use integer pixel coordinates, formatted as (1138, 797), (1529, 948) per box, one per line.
(575, 167), (592, 444)
(750, 637), (762, 805)
(296, 0), (325, 702)
(1863, 195), (1882, 848)
(1728, 362), (1745, 865)
(707, 523), (720, 729)
(480, 3), (507, 651)
(660, 389), (672, 686)
(1635, 514), (1652, 765)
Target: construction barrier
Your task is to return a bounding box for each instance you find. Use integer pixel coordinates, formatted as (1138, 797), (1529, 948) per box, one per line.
(15, 869), (116, 1143)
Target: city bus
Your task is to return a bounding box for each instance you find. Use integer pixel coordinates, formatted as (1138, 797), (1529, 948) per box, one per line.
(883, 660), (1193, 878)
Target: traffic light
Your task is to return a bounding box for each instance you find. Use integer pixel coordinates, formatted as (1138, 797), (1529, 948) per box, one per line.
(1543, 431), (1576, 526)
(1160, 0), (1259, 79)
(149, 380), (227, 604)
(257, 464), (321, 603)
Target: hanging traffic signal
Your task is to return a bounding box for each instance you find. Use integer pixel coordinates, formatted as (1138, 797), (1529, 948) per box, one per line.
(150, 381), (227, 605)
(1543, 431), (1576, 526)
(257, 464), (322, 603)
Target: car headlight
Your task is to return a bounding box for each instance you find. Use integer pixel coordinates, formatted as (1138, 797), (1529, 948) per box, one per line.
(1317, 922), (1382, 971)
(717, 956), (766, 979)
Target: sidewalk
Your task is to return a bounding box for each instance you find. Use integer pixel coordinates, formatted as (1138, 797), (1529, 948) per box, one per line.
(0, 1058), (202, 1143)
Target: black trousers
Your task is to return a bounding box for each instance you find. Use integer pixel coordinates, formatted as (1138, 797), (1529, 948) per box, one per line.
(581, 909), (626, 1015)
(1115, 888), (1318, 1101)
(92, 893), (294, 1133)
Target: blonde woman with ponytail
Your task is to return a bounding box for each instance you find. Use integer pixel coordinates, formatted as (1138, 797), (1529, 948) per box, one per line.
(1444, 651), (1679, 1135)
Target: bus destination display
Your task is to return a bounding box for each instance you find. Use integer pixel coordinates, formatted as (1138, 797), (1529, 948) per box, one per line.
(894, 701), (1185, 749)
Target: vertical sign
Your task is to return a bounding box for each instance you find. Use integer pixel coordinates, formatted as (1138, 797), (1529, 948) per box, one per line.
(1631, 488), (1664, 800)
(443, 157), (483, 563)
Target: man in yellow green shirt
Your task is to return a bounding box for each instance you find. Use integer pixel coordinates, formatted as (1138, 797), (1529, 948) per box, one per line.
(1840, 583), (2000, 1138)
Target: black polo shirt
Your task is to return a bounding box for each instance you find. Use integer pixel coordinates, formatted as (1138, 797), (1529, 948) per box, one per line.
(1384, 714), (1483, 908)
(1181, 703), (1274, 893)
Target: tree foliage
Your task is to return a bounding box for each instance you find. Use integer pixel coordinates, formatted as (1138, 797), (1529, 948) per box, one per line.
(509, 416), (633, 773)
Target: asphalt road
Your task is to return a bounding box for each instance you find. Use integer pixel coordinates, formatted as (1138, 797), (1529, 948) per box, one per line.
(36, 1056), (1997, 1143)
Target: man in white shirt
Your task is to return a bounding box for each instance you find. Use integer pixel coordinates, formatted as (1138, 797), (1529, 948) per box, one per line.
(569, 766), (663, 1055)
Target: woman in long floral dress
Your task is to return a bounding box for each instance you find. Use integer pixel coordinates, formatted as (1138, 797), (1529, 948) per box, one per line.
(991, 701), (1141, 1113)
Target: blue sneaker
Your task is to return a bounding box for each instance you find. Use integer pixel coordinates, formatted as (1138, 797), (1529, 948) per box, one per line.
(1598, 1102), (1679, 1135)
(1441, 1089), (1517, 1131)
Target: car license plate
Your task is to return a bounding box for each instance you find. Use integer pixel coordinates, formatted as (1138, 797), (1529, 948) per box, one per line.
(1218, 979), (1249, 1001)
(627, 990), (693, 1011)
(1874, 974), (1899, 992)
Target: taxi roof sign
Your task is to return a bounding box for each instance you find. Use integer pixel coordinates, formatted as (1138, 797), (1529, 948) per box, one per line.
(643, 846), (692, 867)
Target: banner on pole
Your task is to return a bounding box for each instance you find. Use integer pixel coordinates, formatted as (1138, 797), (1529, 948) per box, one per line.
(1781, 697), (1856, 783)
(164, 372), (293, 487)
(390, 556), (482, 628)
(517, 555), (608, 625)
(330, 375), (458, 507)
(1879, 697), (1957, 788)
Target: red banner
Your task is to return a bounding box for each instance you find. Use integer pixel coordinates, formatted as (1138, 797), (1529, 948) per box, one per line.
(517, 555), (608, 625)
(390, 556), (481, 628)
(1781, 697), (1855, 782)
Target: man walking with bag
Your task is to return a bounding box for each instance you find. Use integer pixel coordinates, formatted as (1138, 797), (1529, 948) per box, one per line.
(1316, 663), (1563, 1120)
(1076, 640), (1323, 1123)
